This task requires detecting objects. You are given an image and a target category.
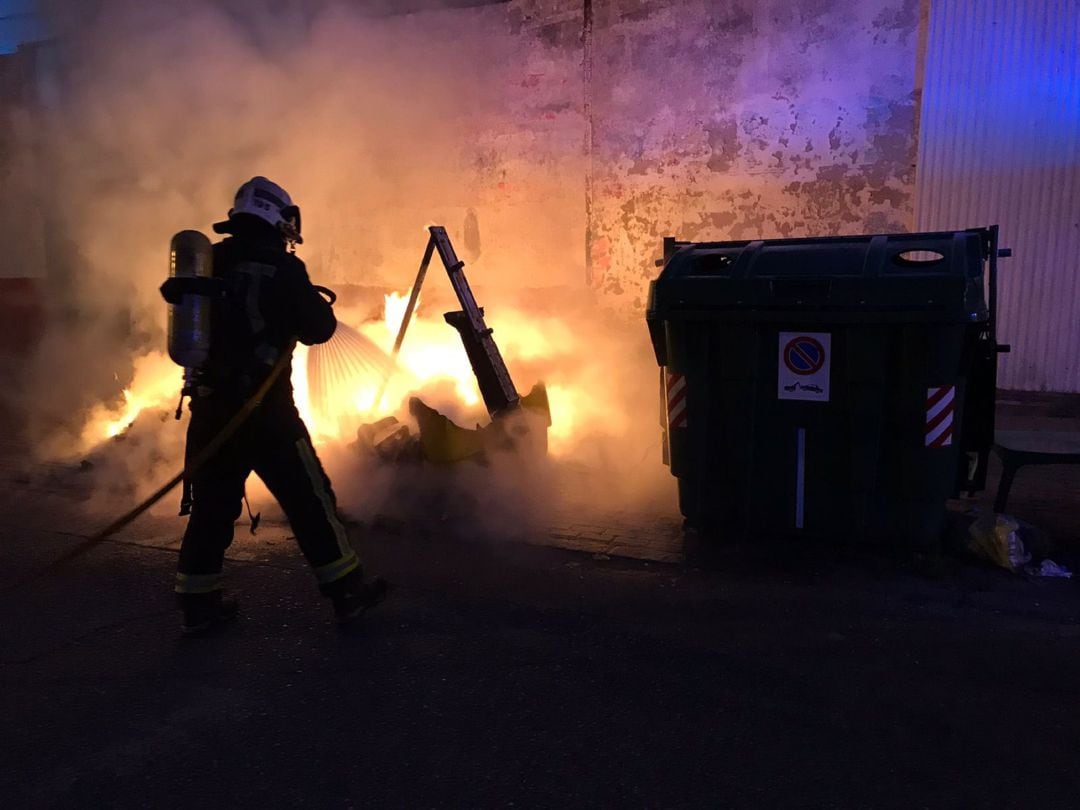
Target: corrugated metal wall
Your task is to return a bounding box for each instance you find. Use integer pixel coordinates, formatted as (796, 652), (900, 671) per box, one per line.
(915, 0), (1080, 392)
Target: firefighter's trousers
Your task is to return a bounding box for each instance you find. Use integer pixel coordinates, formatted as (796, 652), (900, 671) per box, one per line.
(175, 390), (358, 596)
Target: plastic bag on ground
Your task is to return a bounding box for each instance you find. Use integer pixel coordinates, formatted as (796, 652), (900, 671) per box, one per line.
(1024, 559), (1073, 579)
(967, 513), (1031, 572)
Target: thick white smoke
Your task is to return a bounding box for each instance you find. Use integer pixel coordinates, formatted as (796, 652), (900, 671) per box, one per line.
(20, 0), (678, 531)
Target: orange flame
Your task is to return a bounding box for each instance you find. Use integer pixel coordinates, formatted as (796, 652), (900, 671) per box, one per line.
(294, 291), (482, 441)
(78, 352), (182, 452)
(80, 290), (600, 458)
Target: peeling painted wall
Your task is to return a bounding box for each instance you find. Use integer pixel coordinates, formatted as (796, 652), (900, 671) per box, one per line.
(304, 1), (589, 293)
(584, 0), (922, 309)
(411, 0), (922, 309)
(369, 0), (922, 309)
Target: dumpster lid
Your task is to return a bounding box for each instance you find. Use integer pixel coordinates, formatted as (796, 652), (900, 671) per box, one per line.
(647, 229), (991, 324)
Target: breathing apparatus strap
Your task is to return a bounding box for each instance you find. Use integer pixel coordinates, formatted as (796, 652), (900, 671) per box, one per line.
(0, 341), (297, 598)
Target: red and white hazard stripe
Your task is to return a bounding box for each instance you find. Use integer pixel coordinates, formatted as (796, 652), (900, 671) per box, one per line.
(925, 385), (955, 447)
(667, 371), (688, 429)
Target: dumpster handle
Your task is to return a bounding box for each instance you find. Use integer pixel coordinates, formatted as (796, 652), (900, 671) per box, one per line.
(862, 234), (889, 277)
(988, 225), (998, 345)
(732, 240), (764, 279)
(987, 225), (1011, 352)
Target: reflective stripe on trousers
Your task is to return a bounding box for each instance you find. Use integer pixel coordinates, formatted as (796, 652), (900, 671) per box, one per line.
(175, 572), (224, 594)
(296, 437), (357, 585)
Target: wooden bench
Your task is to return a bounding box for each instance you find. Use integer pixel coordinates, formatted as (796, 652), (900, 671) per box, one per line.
(992, 430), (1080, 513)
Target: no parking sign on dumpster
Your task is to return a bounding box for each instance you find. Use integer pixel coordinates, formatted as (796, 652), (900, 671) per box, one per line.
(778, 332), (831, 402)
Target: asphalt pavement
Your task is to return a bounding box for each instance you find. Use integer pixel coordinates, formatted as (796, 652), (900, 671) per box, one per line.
(2, 480), (1080, 809)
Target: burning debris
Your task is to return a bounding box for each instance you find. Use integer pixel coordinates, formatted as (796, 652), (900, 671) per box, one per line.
(400, 226), (551, 461)
(353, 383), (551, 465)
(314, 225), (552, 465)
(353, 416), (417, 462)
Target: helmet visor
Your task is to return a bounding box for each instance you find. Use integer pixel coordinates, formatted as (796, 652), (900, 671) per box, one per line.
(280, 204), (302, 244)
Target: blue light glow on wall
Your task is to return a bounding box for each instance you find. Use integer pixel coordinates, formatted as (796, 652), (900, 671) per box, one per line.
(921, 1), (1080, 165)
(0, 0), (46, 55)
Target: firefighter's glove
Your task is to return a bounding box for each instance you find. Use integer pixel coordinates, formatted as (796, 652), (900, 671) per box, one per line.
(160, 276), (224, 305)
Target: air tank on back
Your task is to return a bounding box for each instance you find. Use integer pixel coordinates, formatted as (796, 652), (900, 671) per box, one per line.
(167, 230), (213, 371)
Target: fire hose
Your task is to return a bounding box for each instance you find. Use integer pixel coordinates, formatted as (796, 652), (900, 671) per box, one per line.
(53, 283), (338, 574)
(23, 283), (342, 591)
(1, 339), (299, 598)
(0, 227), (340, 598)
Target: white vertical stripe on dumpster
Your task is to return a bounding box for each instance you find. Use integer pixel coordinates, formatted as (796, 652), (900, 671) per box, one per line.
(795, 428), (806, 530)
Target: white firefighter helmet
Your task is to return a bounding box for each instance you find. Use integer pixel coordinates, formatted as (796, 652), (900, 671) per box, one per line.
(214, 176), (303, 244)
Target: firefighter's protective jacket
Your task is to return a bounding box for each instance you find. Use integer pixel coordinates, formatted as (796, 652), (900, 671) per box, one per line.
(204, 225), (336, 400)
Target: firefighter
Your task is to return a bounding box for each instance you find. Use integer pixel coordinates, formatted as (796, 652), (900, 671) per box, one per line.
(160, 176), (386, 636)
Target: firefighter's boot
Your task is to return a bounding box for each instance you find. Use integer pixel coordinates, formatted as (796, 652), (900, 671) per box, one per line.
(322, 568), (388, 624)
(179, 591), (240, 637)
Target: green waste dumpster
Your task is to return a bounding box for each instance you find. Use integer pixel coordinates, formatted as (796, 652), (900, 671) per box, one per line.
(646, 227), (1007, 548)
